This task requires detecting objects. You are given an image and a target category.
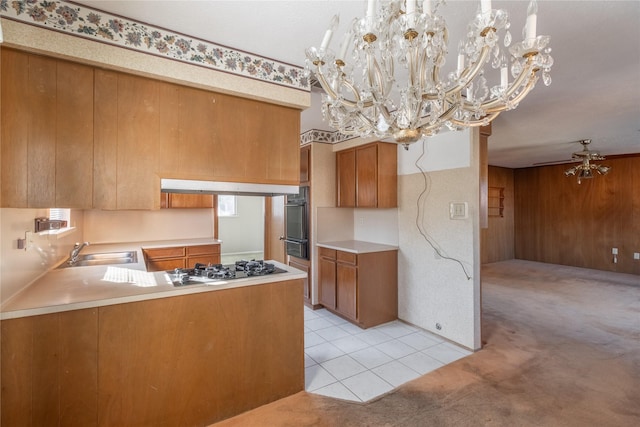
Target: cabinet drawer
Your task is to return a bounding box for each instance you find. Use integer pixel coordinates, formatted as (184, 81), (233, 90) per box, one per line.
(147, 258), (185, 272)
(144, 246), (185, 259)
(319, 247), (336, 260)
(337, 251), (357, 265)
(186, 244), (220, 256)
(187, 254), (221, 266)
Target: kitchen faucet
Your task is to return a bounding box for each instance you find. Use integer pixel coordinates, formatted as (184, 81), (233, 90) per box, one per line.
(69, 242), (90, 265)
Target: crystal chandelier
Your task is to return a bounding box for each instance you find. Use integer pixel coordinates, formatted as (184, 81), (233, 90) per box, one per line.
(564, 139), (611, 184)
(305, 0), (553, 148)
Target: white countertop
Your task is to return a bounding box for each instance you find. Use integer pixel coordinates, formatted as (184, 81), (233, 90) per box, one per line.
(1, 239), (306, 320)
(317, 240), (399, 254)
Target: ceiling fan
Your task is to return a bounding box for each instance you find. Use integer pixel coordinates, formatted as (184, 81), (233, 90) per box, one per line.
(562, 139), (611, 184)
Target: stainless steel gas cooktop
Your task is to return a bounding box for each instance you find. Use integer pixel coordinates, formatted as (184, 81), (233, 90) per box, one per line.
(167, 260), (286, 287)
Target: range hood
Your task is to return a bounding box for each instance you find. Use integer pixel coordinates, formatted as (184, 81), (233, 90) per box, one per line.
(161, 179), (299, 196)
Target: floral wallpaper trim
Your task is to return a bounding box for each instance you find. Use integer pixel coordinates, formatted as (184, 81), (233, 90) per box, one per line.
(1, 0), (309, 91)
(299, 129), (356, 145)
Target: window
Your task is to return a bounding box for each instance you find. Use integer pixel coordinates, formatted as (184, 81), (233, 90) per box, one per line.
(49, 208), (71, 224)
(43, 208), (76, 236)
(217, 195), (237, 217)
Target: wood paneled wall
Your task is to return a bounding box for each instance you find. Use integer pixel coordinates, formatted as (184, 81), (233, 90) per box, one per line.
(481, 166), (515, 263)
(514, 155), (640, 275)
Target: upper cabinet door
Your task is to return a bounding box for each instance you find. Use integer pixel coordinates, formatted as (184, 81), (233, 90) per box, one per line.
(93, 69), (118, 210)
(1, 49), (30, 207)
(116, 73), (161, 210)
(337, 149), (356, 207)
(355, 144), (378, 208)
(300, 145), (311, 185)
(336, 142), (397, 208)
(26, 55), (56, 208)
(1, 49), (94, 208)
(56, 60), (94, 208)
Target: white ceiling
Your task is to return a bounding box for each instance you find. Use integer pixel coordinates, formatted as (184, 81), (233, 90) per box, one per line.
(75, 0), (640, 168)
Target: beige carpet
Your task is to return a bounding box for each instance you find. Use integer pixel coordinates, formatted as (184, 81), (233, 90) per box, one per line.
(213, 260), (640, 426)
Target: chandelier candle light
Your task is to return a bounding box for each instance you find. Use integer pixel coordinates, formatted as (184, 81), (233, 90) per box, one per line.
(306, 0), (553, 148)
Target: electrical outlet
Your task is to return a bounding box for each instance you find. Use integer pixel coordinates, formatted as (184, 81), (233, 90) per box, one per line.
(612, 247), (618, 255)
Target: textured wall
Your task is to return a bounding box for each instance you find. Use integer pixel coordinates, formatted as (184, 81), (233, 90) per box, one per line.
(397, 130), (481, 350)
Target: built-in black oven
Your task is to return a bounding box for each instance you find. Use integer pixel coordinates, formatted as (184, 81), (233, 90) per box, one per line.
(284, 186), (309, 259)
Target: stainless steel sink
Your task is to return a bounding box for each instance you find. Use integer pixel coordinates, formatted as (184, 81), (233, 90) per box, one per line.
(59, 251), (138, 268)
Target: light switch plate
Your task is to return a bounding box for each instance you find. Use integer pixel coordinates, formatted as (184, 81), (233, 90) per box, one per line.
(634, 253), (640, 260)
(450, 202), (468, 220)
(25, 231), (34, 250)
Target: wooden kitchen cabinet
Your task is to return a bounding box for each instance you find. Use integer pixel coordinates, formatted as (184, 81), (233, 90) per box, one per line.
(3, 48), (301, 210)
(187, 244), (221, 266)
(94, 70), (161, 210)
(318, 247), (398, 328)
(336, 251), (358, 320)
(1, 308), (99, 426)
(336, 141), (397, 208)
(300, 144), (311, 185)
(319, 248), (337, 309)
(143, 244), (221, 271)
(2, 279), (304, 426)
(161, 192), (215, 208)
(1, 49), (94, 208)
(289, 256), (311, 303)
(157, 85), (300, 186)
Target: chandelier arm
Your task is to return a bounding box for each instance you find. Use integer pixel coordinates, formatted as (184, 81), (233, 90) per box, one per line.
(365, 50), (396, 127)
(417, 103), (459, 136)
(315, 63), (382, 112)
(407, 45), (424, 128)
(422, 99), (461, 132)
(429, 27), (449, 91)
(312, 65), (345, 102)
(423, 42), (492, 102)
(478, 57), (539, 112)
(483, 72), (538, 114)
(448, 111), (501, 127)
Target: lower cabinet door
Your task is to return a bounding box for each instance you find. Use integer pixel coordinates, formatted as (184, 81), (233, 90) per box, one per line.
(336, 263), (357, 320)
(319, 257), (336, 309)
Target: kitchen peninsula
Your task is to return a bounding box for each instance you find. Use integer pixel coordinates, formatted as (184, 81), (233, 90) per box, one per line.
(1, 239), (306, 426)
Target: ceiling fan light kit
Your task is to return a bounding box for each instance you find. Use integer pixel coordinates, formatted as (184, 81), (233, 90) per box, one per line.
(564, 139), (611, 184)
(305, 0), (553, 148)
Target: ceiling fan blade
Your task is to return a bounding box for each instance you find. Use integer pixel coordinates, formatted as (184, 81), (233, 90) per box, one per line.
(532, 159), (574, 166)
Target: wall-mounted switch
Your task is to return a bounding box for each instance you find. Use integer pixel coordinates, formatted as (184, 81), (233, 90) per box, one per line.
(612, 247), (618, 255)
(449, 202), (468, 220)
(25, 231), (34, 250)
(634, 253), (640, 260)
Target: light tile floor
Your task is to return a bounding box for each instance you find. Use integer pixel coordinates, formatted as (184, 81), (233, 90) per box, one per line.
(304, 306), (473, 403)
